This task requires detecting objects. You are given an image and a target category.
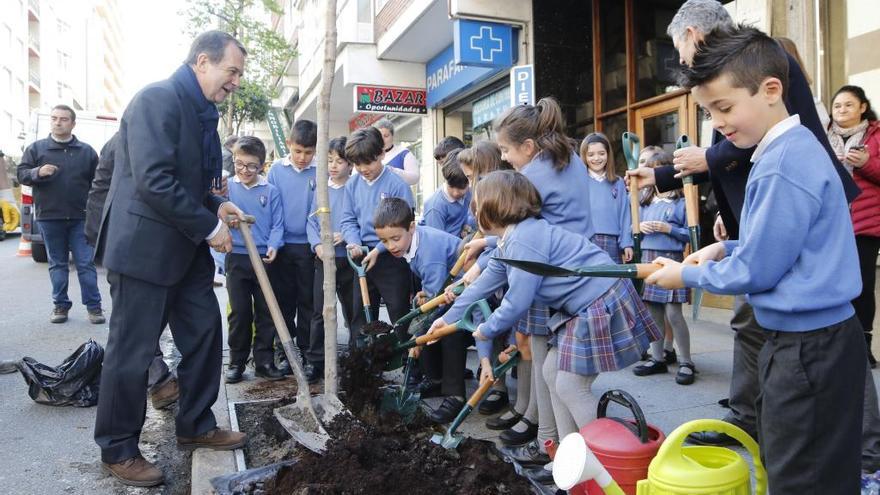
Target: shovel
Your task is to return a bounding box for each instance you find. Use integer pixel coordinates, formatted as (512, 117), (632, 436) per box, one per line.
(233, 215), (342, 454)
(346, 246), (372, 324)
(622, 132), (643, 264)
(677, 135), (703, 321)
(379, 298), (492, 418)
(393, 284), (464, 329)
(431, 350), (521, 449)
(493, 257), (662, 279)
(441, 231), (483, 289)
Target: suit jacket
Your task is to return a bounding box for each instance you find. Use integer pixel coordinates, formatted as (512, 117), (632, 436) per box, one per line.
(655, 52), (860, 240)
(95, 78), (225, 286)
(85, 132), (118, 246)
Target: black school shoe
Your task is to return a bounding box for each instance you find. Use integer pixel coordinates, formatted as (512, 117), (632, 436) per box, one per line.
(500, 418), (538, 446)
(633, 359), (667, 376)
(676, 362), (696, 385)
(255, 363), (285, 381)
(478, 390), (509, 415)
(499, 439), (551, 466)
(416, 378), (442, 398)
(428, 396), (465, 424)
(486, 407), (523, 430)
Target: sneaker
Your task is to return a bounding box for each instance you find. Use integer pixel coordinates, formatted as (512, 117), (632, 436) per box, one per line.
(150, 377), (179, 410)
(177, 428), (247, 450)
(103, 455), (163, 487)
(88, 308), (106, 325)
(633, 359), (667, 376)
(51, 306), (69, 324)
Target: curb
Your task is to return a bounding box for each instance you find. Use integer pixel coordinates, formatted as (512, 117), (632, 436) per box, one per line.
(190, 375), (235, 494)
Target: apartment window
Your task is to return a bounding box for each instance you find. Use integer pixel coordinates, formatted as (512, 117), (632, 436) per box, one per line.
(357, 0), (371, 22)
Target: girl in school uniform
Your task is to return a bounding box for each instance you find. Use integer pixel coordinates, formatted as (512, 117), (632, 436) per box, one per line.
(429, 171), (661, 441)
(631, 147), (696, 385)
(580, 132), (633, 263)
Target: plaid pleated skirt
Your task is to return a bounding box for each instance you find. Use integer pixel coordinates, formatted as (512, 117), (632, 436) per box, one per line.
(553, 279), (662, 375)
(514, 303), (551, 336)
(591, 234), (623, 264)
(641, 249), (690, 304)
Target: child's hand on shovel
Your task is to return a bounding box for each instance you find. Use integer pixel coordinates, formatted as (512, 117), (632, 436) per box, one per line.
(683, 242), (728, 266)
(645, 258), (685, 289)
(424, 317), (448, 344)
(263, 247), (277, 264)
(409, 346), (421, 359)
(479, 357), (494, 386)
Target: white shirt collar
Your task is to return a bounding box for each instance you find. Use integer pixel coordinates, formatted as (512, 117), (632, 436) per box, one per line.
(750, 114), (801, 163)
(283, 156), (316, 172)
(363, 165), (387, 186)
(651, 196), (674, 204)
(441, 185), (466, 205)
(403, 228), (419, 263)
(588, 169), (606, 182)
(232, 175), (269, 190)
(329, 177), (346, 189)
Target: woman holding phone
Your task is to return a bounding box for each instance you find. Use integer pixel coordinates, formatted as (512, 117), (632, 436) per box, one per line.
(828, 85), (880, 365)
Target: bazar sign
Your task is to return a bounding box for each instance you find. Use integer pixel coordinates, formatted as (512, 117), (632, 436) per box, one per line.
(426, 45), (508, 108)
(354, 85), (427, 115)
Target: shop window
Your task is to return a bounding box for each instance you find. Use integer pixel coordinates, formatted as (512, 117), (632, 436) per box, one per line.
(600, 112), (628, 176)
(599, 0), (626, 111)
(634, 0), (682, 101)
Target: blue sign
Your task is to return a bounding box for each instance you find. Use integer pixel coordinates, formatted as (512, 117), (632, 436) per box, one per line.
(426, 45), (508, 108)
(510, 64), (534, 106)
(472, 86), (511, 128)
(454, 19), (516, 68)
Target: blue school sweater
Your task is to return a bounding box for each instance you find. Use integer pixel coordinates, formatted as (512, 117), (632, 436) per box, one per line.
(229, 177), (285, 256)
(521, 151), (595, 238)
(340, 166), (415, 247)
(407, 225), (462, 295)
(267, 158), (316, 244)
(682, 118), (860, 332)
(420, 186), (472, 237)
(640, 198), (689, 251)
(587, 175), (633, 249)
(444, 217), (616, 338)
(307, 179), (348, 258)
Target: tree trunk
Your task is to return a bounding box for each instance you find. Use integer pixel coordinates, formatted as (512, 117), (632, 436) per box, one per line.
(316, 0), (339, 397)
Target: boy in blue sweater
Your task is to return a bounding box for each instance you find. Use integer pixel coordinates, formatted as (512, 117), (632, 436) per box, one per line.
(420, 148), (473, 238)
(647, 26), (864, 493)
(374, 197), (468, 423)
(304, 137), (363, 383)
(267, 120), (317, 373)
(342, 127), (415, 330)
(225, 137), (285, 383)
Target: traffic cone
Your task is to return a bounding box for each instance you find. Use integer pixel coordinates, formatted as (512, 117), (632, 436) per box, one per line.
(16, 237), (32, 257)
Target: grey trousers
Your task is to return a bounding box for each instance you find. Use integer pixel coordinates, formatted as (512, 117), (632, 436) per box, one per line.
(727, 296), (880, 471)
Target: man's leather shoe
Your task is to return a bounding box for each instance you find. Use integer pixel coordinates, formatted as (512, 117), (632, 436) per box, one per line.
(305, 361), (323, 384)
(687, 429), (756, 447)
(486, 408), (523, 430)
(150, 377), (179, 410)
(478, 390), (509, 415)
(417, 378), (442, 399)
(277, 360), (293, 376)
(428, 396), (465, 424)
(255, 363), (285, 381)
(500, 439), (551, 466)
(177, 428), (247, 450)
(500, 418), (538, 446)
(103, 455), (163, 487)
(225, 365), (245, 384)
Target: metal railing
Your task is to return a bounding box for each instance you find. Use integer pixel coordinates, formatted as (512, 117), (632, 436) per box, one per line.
(28, 69), (40, 88)
(28, 0), (39, 17)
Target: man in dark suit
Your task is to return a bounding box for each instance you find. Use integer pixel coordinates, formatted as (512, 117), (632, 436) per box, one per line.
(93, 31), (248, 487)
(627, 0), (880, 473)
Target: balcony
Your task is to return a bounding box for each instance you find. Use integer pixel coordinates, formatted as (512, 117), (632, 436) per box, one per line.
(28, 69), (40, 91)
(28, 32), (40, 56)
(28, 0), (39, 20)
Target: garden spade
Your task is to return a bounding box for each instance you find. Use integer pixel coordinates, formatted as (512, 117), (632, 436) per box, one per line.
(677, 135), (703, 320)
(393, 284), (464, 329)
(493, 257), (662, 279)
(346, 246), (372, 324)
(622, 132), (644, 291)
(233, 215), (341, 454)
(431, 350), (520, 449)
(441, 231), (483, 289)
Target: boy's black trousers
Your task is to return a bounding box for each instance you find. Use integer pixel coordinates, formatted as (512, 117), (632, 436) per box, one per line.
(307, 255), (363, 364)
(359, 249), (412, 331)
(756, 315), (865, 494)
(275, 243), (315, 358)
(226, 253), (278, 368)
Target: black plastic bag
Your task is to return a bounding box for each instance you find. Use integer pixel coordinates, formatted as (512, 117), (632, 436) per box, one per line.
(17, 340), (104, 407)
(210, 460), (296, 495)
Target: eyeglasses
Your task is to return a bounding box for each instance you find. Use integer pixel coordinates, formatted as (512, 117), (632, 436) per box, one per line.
(234, 161), (261, 172)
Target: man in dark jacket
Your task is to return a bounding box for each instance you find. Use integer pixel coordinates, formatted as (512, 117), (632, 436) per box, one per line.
(627, 0), (880, 473)
(17, 104), (104, 324)
(93, 31), (248, 487)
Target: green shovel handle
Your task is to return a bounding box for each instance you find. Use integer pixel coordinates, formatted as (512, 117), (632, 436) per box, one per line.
(676, 135), (694, 185)
(458, 298), (492, 332)
(622, 132), (641, 171)
(346, 245), (369, 276)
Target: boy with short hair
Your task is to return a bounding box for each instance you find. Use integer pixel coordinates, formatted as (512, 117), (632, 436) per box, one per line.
(433, 136), (465, 167)
(268, 120), (318, 372)
(374, 197), (467, 423)
(304, 137), (364, 383)
(420, 148), (474, 238)
(341, 127), (414, 334)
(225, 136), (285, 383)
(648, 26), (865, 493)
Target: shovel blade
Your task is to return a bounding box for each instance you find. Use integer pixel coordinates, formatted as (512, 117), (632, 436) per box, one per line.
(273, 400), (332, 454)
(430, 431), (464, 449)
(379, 385), (421, 421)
(493, 258), (582, 277)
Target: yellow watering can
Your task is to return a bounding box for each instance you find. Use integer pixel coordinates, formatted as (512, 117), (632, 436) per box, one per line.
(636, 419), (766, 495)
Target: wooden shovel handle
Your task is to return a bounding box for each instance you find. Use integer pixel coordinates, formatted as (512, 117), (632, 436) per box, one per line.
(629, 186), (641, 234)
(358, 277), (370, 308)
(419, 292), (449, 313)
(683, 183), (700, 228)
(449, 231), (484, 277)
(414, 323), (458, 345)
(467, 376), (496, 408)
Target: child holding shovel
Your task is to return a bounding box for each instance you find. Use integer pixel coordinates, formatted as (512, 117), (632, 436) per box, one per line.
(429, 171), (660, 456)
